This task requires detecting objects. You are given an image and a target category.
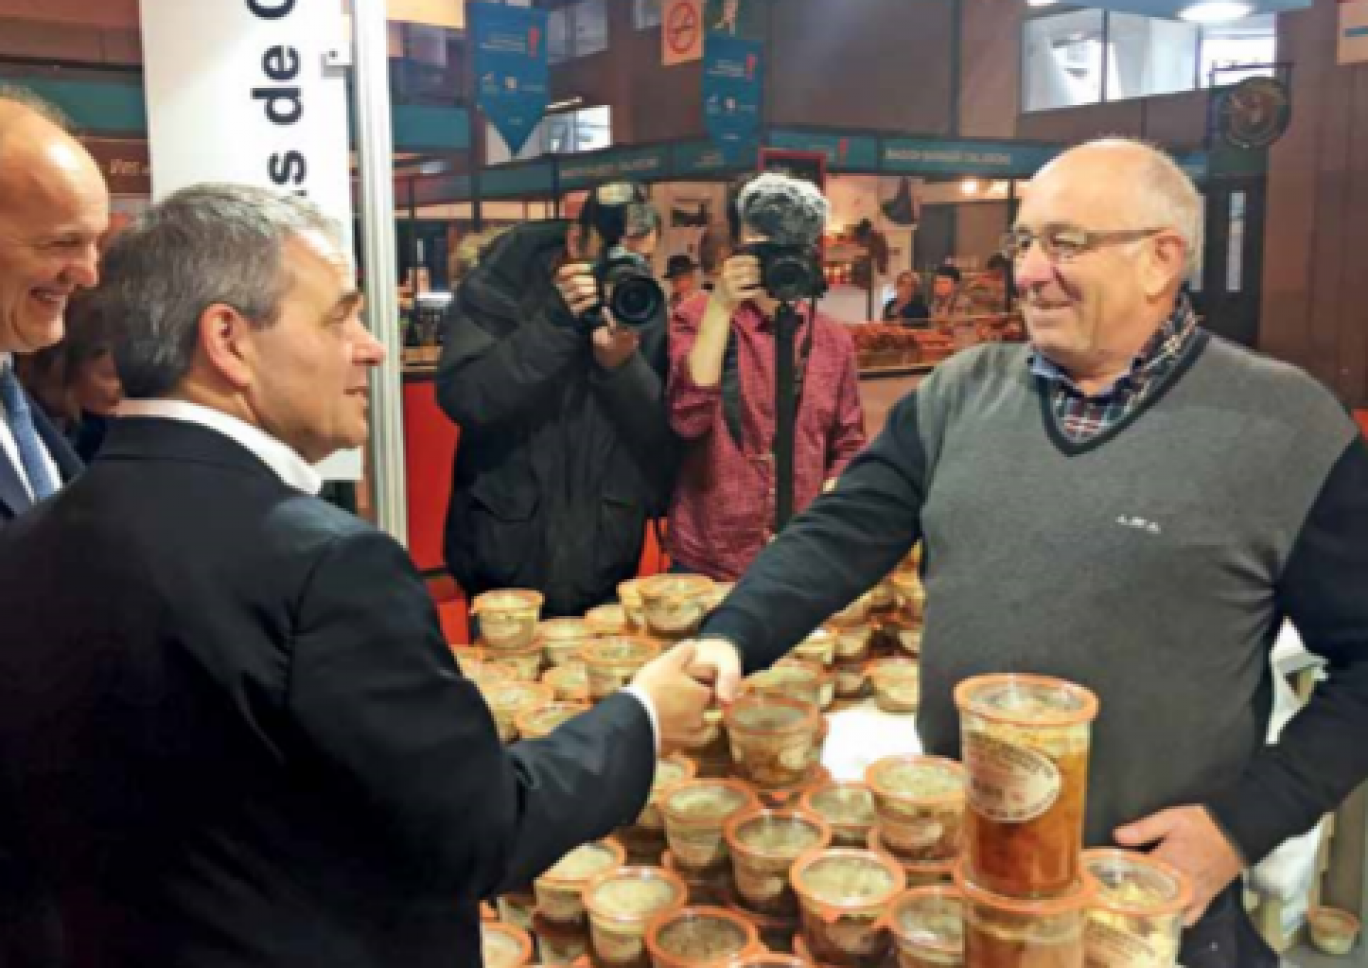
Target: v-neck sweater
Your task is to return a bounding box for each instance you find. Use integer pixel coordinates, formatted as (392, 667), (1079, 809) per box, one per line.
(704, 334), (1368, 864)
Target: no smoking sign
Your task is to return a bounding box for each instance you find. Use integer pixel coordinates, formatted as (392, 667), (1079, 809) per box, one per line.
(663, 0), (703, 65)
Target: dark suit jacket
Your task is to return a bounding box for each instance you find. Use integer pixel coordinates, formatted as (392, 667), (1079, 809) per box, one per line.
(0, 417), (656, 968)
(0, 388), (83, 523)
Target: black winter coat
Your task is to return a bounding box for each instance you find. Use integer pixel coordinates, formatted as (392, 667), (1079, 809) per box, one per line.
(438, 221), (677, 617)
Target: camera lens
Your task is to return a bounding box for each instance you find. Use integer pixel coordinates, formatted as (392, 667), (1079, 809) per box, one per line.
(595, 250), (665, 327)
(609, 274), (664, 326)
(765, 254), (819, 303)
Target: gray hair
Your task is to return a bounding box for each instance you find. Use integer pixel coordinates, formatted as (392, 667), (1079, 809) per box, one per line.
(96, 183), (341, 398)
(737, 173), (829, 247)
(624, 202), (661, 240)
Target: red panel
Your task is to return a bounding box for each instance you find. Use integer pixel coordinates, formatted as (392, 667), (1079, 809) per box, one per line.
(1356, 410), (1368, 436)
(436, 598), (471, 646)
(402, 378), (459, 574)
(638, 519), (670, 577)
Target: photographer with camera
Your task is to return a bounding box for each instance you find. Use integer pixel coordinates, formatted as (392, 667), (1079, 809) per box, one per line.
(666, 173), (866, 582)
(438, 182), (676, 619)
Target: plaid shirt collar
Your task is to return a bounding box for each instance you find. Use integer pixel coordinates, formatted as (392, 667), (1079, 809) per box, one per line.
(1028, 297), (1199, 402)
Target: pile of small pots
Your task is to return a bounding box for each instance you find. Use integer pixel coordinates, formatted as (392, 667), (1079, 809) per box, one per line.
(470, 552), (1194, 968)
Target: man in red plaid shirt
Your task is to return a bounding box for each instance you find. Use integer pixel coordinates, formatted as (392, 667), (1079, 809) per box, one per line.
(665, 174), (866, 581)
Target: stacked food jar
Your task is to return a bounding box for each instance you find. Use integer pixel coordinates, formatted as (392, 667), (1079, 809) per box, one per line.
(952, 674), (1100, 967)
(864, 754), (965, 889)
(467, 570), (1182, 968)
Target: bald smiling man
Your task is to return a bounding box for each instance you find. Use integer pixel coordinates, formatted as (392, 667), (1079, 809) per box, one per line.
(0, 86), (108, 968)
(0, 87), (109, 525)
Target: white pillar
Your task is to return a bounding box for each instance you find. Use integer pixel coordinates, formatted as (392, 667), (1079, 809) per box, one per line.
(351, 0), (409, 543)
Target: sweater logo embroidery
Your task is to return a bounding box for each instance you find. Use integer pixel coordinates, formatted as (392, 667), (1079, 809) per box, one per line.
(1116, 515), (1162, 535)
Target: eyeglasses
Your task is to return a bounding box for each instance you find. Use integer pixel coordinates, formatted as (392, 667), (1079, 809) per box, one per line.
(1000, 225), (1166, 264)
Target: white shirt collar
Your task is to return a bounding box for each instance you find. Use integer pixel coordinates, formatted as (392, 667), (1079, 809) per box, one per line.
(119, 399), (324, 496)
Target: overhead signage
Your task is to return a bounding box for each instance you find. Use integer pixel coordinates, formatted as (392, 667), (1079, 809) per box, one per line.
(881, 138), (1061, 177)
(470, 2), (549, 156)
(559, 146), (671, 190)
(767, 130), (880, 171)
(759, 149), (826, 189)
(663, 0), (705, 66)
(672, 140), (740, 177)
(702, 32), (763, 166)
(1342, 0), (1368, 65)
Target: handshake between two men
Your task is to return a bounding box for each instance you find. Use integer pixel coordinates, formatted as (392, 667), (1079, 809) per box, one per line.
(626, 637), (748, 752)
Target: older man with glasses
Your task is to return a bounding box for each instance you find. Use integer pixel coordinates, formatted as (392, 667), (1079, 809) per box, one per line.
(681, 138), (1368, 968)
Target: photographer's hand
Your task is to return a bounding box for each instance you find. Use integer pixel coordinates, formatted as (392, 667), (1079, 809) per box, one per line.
(591, 314), (640, 371)
(689, 252), (766, 388)
(555, 262), (600, 319)
(686, 253), (764, 388)
(711, 253), (764, 314)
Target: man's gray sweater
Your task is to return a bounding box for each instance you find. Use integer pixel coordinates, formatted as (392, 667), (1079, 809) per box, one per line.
(704, 331), (1368, 864)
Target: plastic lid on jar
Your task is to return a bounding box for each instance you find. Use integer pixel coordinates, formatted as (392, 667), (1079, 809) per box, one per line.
(865, 754), (963, 804)
(654, 754), (698, 793)
(890, 886), (964, 957)
(583, 636), (661, 666)
(639, 574), (714, 600)
(645, 905), (760, 967)
(724, 807), (831, 861)
(953, 860), (1095, 917)
(1082, 848), (1192, 918)
(471, 589), (544, 614)
(481, 922), (534, 968)
(537, 838), (626, 888)
(662, 780), (759, 828)
(584, 865), (688, 926)
(953, 673), (1099, 727)
(724, 694), (819, 736)
(538, 617), (593, 641)
(800, 781), (876, 827)
(790, 848), (906, 914)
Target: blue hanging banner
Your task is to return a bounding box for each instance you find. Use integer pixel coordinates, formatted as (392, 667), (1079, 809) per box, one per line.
(470, 2), (549, 157)
(702, 32), (763, 167)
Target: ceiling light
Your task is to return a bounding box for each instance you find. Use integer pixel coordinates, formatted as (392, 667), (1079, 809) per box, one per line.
(1026, 0), (1060, 6)
(960, 178), (981, 196)
(1179, 2), (1254, 24)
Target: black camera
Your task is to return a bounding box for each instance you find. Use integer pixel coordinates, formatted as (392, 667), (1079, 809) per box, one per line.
(585, 246), (665, 329)
(742, 242), (827, 303)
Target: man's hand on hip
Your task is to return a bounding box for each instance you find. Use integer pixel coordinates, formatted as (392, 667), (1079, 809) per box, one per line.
(1115, 805), (1245, 925)
(682, 637), (744, 704)
(631, 641), (713, 752)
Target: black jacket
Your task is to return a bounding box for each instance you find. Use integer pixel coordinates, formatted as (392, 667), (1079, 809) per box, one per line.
(0, 418), (656, 968)
(438, 221), (676, 616)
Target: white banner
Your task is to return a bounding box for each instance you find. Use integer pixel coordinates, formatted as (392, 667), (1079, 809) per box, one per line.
(1340, 0), (1368, 66)
(140, 0), (362, 481)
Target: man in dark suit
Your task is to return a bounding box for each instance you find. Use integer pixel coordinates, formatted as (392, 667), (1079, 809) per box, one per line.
(0, 87), (108, 524)
(0, 184), (710, 968)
